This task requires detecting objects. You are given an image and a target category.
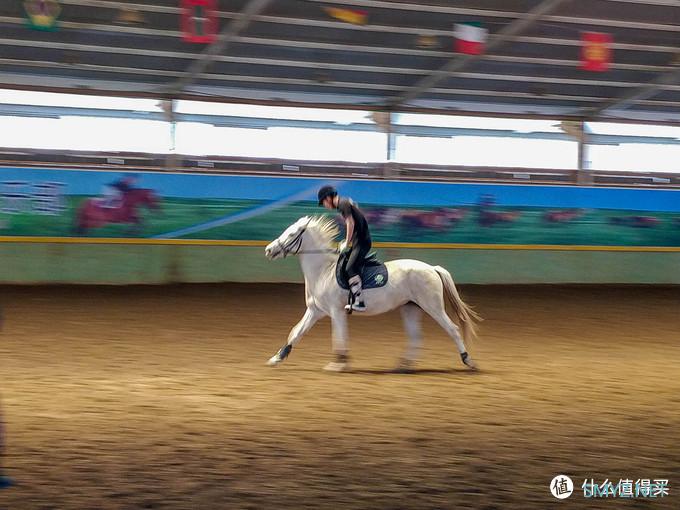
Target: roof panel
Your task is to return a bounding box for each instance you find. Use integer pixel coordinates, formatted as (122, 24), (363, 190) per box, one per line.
(0, 0), (679, 122)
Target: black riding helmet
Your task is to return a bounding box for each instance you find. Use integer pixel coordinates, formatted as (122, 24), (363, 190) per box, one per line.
(317, 185), (338, 206)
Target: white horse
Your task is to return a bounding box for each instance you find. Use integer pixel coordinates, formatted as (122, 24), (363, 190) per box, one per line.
(264, 216), (480, 372)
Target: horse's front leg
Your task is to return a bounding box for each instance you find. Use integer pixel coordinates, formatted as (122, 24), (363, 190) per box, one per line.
(324, 311), (350, 372)
(267, 306), (324, 366)
(126, 215), (143, 237)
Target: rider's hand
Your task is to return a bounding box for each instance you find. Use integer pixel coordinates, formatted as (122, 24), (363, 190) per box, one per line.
(339, 240), (351, 254)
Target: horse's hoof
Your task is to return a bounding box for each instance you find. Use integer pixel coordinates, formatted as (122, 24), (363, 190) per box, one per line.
(267, 344), (292, 366)
(324, 354), (350, 372)
(266, 355), (282, 366)
(464, 359), (478, 370)
(323, 361), (350, 372)
(394, 358), (416, 374)
(461, 351), (478, 370)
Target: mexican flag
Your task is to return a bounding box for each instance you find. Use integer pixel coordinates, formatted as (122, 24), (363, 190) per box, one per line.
(24, 0), (61, 31)
(453, 22), (487, 55)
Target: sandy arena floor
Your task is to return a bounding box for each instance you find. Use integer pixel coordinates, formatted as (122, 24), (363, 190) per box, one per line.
(0, 283), (679, 510)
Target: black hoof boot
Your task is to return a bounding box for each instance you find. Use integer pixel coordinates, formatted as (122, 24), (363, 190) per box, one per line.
(461, 351), (478, 370)
(279, 344), (292, 360)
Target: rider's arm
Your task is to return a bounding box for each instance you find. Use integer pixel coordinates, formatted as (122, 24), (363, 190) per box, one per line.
(345, 216), (355, 246)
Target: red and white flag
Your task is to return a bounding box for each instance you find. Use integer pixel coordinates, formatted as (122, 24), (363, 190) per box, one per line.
(181, 0), (218, 43)
(453, 22), (487, 55)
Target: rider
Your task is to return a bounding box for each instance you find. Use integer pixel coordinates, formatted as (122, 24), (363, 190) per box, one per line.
(102, 173), (140, 208)
(318, 185), (372, 313)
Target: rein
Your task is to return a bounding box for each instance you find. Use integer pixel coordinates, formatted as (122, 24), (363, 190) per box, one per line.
(276, 221), (338, 257)
(298, 248), (339, 254)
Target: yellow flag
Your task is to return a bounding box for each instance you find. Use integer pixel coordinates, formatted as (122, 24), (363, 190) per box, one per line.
(323, 7), (368, 25)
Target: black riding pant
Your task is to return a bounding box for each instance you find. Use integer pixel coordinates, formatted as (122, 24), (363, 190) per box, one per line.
(346, 242), (371, 279)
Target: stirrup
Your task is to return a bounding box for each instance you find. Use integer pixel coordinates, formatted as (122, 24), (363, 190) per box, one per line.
(344, 301), (367, 312)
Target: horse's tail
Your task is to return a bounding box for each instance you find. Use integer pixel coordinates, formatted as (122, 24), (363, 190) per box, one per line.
(434, 265), (481, 343)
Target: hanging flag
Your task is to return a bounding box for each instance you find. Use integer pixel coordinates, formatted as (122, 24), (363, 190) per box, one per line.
(581, 32), (612, 72)
(453, 22), (487, 55)
(24, 0), (61, 31)
(323, 7), (368, 25)
(181, 0), (218, 43)
(114, 8), (146, 26)
(415, 35), (440, 49)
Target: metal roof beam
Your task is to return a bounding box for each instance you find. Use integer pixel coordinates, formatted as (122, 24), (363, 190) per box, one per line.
(8, 56), (680, 105)
(59, 0), (680, 33)
(603, 0), (680, 6)
(57, 0), (178, 13)
(388, 0), (572, 108)
(1, 14), (679, 55)
(585, 68), (680, 116)
(303, 0), (680, 33)
(5, 78), (680, 123)
(3, 104), (680, 145)
(0, 65), (617, 107)
(0, 37), (670, 74)
(7, 2), (680, 39)
(234, 34), (680, 56)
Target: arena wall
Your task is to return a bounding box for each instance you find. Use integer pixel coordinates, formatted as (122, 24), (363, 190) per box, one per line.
(0, 243), (678, 285)
(1, 166), (679, 284)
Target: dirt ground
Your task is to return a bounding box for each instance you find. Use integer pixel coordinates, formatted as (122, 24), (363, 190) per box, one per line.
(0, 283), (679, 510)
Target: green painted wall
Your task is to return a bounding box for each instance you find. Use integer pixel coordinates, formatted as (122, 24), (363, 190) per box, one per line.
(0, 243), (678, 284)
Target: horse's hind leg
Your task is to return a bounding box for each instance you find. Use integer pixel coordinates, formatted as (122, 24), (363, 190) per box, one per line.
(323, 311), (351, 372)
(417, 293), (477, 370)
(396, 303), (422, 372)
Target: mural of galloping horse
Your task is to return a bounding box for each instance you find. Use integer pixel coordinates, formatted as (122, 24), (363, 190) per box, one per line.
(74, 188), (160, 235)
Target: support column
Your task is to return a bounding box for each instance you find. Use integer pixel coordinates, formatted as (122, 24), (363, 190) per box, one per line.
(387, 130), (396, 161)
(161, 99), (179, 172)
(576, 122), (592, 185)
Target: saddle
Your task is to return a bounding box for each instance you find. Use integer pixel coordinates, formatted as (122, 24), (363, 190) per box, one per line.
(335, 251), (388, 290)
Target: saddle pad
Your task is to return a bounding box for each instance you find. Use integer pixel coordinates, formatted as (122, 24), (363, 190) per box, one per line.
(335, 259), (389, 290)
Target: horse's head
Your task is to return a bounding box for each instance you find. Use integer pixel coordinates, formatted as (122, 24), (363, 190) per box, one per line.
(127, 188), (161, 210)
(265, 216), (339, 260)
(265, 217), (311, 260)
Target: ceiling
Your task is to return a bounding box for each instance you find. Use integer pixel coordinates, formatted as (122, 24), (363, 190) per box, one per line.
(2, 0), (680, 122)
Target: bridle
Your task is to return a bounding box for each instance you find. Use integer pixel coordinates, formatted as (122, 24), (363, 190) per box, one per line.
(275, 227), (305, 257)
(274, 220), (338, 258)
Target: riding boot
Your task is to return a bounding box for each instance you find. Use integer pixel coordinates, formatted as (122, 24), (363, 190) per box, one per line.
(345, 275), (367, 312)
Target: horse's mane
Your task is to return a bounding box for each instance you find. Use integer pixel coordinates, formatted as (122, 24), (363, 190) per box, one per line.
(305, 215), (340, 247)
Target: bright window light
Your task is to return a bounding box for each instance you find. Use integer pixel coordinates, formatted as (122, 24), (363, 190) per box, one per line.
(175, 123), (386, 162)
(394, 135), (578, 169)
(0, 89), (161, 112)
(0, 116), (169, 152)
